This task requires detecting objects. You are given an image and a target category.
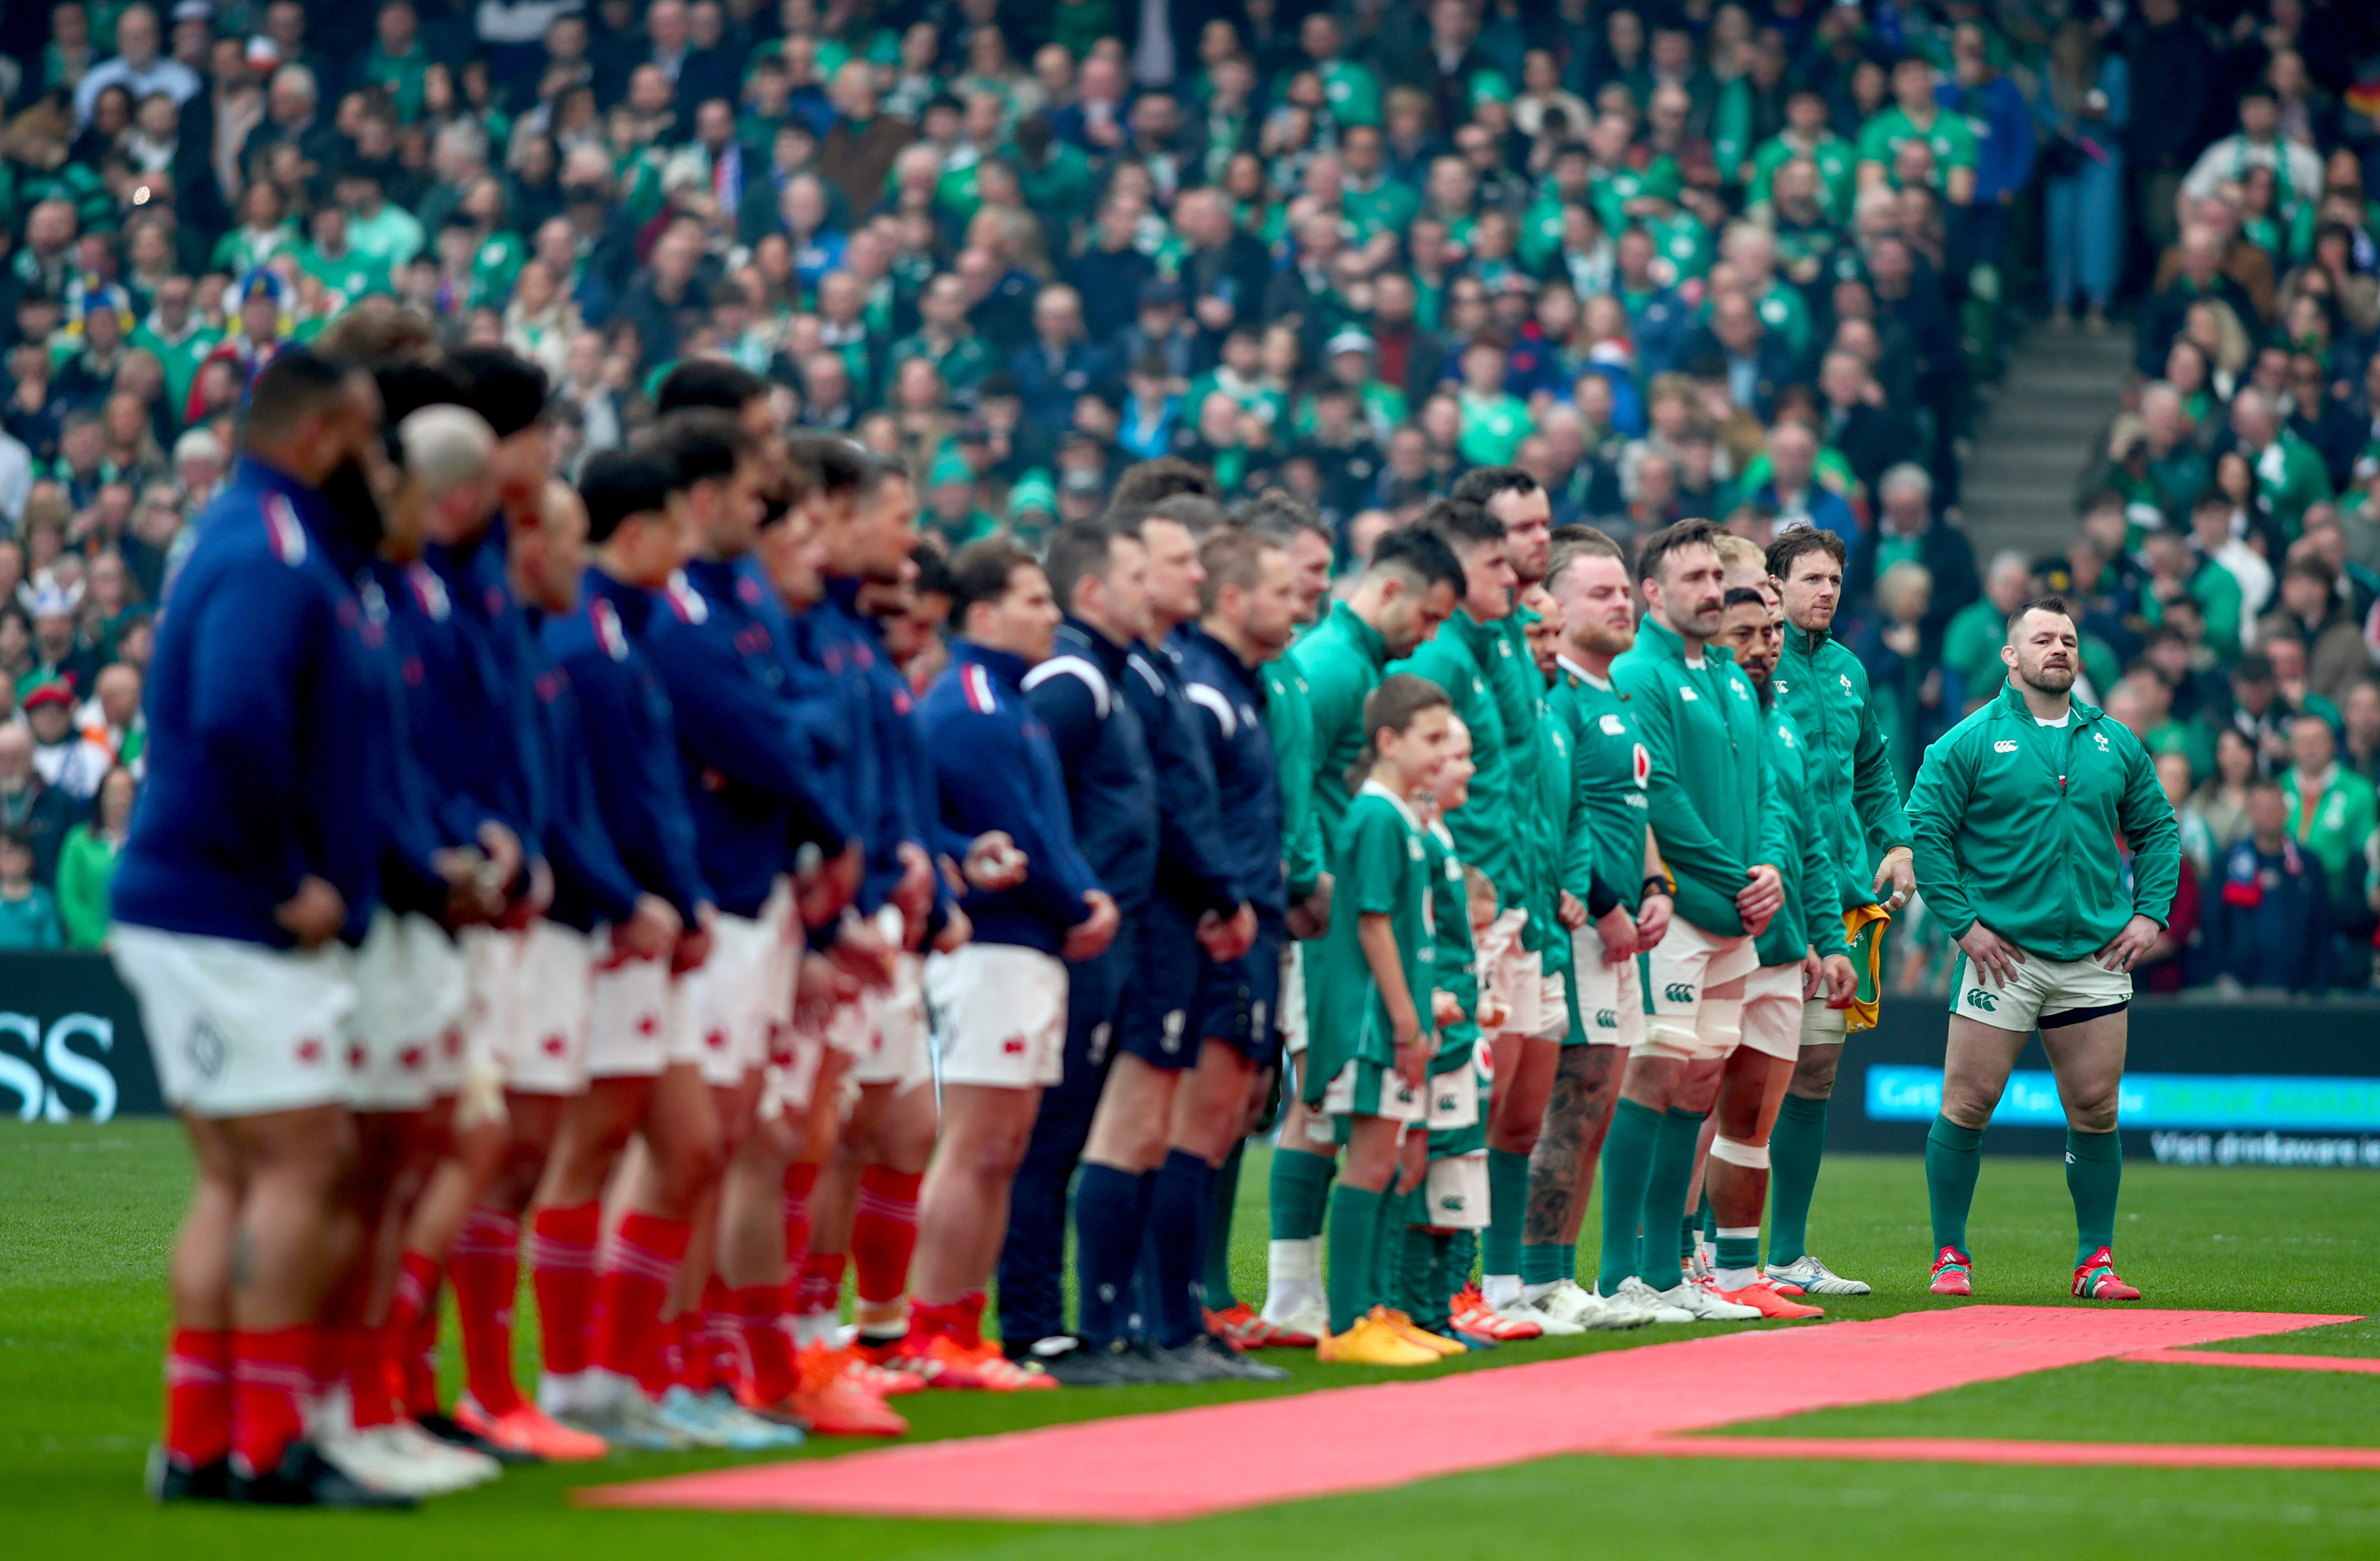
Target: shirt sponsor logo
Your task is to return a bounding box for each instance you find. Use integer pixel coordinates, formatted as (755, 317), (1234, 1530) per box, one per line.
(1680, 686), (1699, 701)
(1600, 713), (1625, 735)
(1993, 739), (2018, 753)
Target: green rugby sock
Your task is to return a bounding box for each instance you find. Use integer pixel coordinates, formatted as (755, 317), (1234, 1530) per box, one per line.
(1205, 1139), (1245, 1307)
(1520, 1242), (1565, 1287)
(2065, 1128), (2121, 1266)
(1925, 1115), (1985, 1256)
(1765, 1093), (1829, 1266)
(1595, 1099), (1664, 1294)
(1482, 1148), (1531, 1277)
(1638, 1108), (1707, 1284)
(1324, 1184), (1383, 1335)
(1450, 1228), (1479, 1287)
(1556, 1242), (1577, 1283)
(1270, 1144), (1335, 1240)
(1423, 1234), (1457, 1331)
(1714, 1227), (1761, 1273)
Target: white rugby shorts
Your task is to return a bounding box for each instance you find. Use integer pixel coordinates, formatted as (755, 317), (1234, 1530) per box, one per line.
(1950, 949), (2132, 1034)
(349, 910), (467, 1111)
(1636, 916), (1757, 1061)
(1571, 922), (1644, 1047)
(1739, 961), (1806, 1062)
(926, 942), (1068, 1089)
(505, 920), (595, 1096)
(113, 924), (359, 1119)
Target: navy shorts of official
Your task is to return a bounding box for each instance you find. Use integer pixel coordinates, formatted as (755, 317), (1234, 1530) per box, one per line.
(1115, 894), (1207, 1069)
(1190, 911), (1285, 1071)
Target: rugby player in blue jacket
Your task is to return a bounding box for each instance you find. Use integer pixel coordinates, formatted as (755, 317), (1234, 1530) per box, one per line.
(1159, 525), (1303, 1379)
(903, 538), (1119, 1390)
(794, 452), (961, 1385)
(1001, 521), (1161, 1379)
(622, 410), (850, 1449)
(447, 474), (680, 1461)
(1069, 499), (1255, 1375)
(522, 449), (716, 1452)
(112, 350), (411, 1508)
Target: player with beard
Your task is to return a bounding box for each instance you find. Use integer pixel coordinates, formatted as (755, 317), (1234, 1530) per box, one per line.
(1591, 519), (1776, 1324)
(1525, 529), (1671, 1329)
(1759, 526), (1916, 1298)
(1907, 598), (2177, 1302)
(1701, 584), (1849, 1319)
(116, 350), (411, 1507)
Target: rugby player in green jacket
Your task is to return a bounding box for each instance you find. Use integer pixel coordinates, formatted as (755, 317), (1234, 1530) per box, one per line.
(1761, 528), (1916, 1298)
(1906, 596), (2178, 1304)
(1593, 518), (1785, 1323)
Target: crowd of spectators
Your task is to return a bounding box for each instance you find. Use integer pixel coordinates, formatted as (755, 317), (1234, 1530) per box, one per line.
(0, 0), (2373, 988)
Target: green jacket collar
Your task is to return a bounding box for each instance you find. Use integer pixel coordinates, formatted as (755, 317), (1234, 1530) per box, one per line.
(1790, 621), (1835, 656)
(1995, 679), (2103, 727)
(1330, 599), (1389, 670)
(1636, 610), (1735, 669)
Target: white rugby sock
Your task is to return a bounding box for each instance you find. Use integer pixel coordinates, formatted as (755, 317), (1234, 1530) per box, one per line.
(1264, 1237), (1320, 1308)
(1481, 1273), (1523, 1309)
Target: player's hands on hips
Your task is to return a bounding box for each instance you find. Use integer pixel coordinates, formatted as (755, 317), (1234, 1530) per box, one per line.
(275, 874), (346, 949)
(617, 893), (681, 960)
(1736, 864), (1784, 934)
(2095, 913), (2162, 974)
(930, 903), (972, 953)
(1064, 889), (1120, 961)
(1955, 921), (2024, 986)
(1634, 891), (1673, 953)
(1820, 952), (1856, 1006)
(1558, 890), (1587, 931)
(1873, 847), (1915, 913)
(963, 831), (1028, 892)
(1595, 903), (1637, 962)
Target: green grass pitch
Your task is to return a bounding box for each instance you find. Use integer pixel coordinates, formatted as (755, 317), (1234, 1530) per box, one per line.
(7, 1120), (2380, 1557)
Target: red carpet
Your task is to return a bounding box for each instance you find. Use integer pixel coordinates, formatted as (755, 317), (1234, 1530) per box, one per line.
(581, 1306), (2357, 1522)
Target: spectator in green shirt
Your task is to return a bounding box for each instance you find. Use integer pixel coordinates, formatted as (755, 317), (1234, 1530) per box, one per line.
(1855, 56), (1979, 206)
(0, 830), (61, 950)
(56, 765), (134, 950)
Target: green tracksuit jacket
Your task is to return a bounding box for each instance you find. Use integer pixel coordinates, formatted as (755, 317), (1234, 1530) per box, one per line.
(1552, 659), (1654, 914)
(1753, 697), (1849, 968)
(1905, 682), (2181, 960)
(1264, 654), (1325, 904)
(1293, 600), (1392, 859)
(1391, 609), (1524, 904)
(1529, 696), (1577, 980)
(1773, 625), (1910, 910)
(1610, 614), (1787, 939)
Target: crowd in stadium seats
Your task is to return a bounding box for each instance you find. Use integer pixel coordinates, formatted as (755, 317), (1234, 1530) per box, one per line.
(0, 0), (2374, 990)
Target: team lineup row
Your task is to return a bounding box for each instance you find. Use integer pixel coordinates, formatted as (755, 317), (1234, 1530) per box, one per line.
(115, 330), (2180, 1508)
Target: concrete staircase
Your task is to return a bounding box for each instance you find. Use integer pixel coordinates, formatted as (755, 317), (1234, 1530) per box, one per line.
(1955, 323), (2134, 565)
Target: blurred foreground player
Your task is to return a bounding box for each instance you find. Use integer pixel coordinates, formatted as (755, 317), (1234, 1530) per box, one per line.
(113, 351), (412, 1507)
